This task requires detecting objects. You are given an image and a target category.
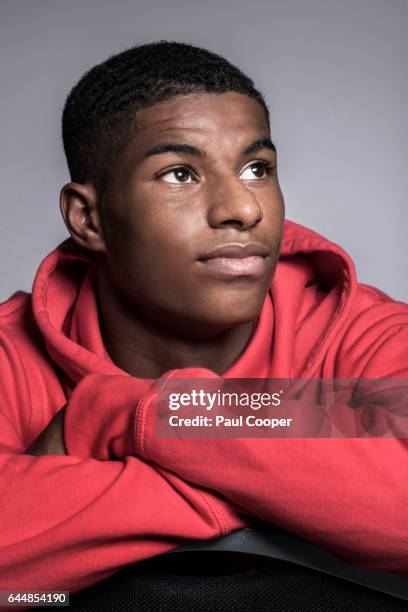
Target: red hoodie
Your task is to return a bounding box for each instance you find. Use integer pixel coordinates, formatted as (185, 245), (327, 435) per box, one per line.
(0, 219), (407, 598)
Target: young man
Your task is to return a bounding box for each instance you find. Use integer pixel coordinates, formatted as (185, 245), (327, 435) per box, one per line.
(0, 41), (407, 598)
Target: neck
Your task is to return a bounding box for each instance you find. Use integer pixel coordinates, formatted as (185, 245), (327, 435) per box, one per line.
(96, 274), (255, 379)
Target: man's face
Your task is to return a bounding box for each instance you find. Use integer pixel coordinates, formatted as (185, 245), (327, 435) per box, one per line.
(99, 92), (284, 337)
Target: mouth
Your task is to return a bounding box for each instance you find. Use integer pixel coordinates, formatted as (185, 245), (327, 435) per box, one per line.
(197, 243), (270, 278)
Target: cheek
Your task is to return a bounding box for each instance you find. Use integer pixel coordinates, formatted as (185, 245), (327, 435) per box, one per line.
(105, 211), (202, 299)
(263, 188), (285, 240)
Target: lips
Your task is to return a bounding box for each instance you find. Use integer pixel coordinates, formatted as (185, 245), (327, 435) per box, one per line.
(199, 243), (270, 260)
(198, 242), (270, 278)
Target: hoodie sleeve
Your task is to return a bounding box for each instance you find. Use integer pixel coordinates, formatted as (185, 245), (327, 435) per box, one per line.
(0, 353), (246, 599)
(132, 308), (408, 576)
(62, 351), (408, 577)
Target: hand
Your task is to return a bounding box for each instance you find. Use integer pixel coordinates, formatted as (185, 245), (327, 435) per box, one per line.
(26, 406), (68, 456)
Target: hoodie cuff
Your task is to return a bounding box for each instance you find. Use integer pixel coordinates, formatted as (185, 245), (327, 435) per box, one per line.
(134, 368), (220, 462)
(64, 373), (146, 460)
(65, 368), (220, 461)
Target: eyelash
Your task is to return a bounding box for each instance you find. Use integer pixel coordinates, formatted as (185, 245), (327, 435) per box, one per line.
(241, 161), (275, 179)
(155, 160), (275, 183)
(155, 165), (199, 183)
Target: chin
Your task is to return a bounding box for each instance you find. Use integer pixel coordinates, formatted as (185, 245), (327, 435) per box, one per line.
(198, 298), (265, 331)
(214, 311), (260, 329)
(166, 302), (262, 339)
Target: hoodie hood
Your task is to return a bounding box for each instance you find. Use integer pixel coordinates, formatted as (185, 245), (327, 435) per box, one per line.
(29, 219), (357, 385)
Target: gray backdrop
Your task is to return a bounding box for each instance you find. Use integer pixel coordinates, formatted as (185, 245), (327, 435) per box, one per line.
(1, 0), (407, 302)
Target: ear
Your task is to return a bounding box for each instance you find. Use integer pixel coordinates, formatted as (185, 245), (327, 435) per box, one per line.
(60, 182), (106, 252)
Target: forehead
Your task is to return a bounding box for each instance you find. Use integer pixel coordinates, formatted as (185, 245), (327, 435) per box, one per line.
(128, 92), (270, 153)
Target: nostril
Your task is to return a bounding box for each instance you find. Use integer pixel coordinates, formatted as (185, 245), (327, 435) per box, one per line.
(219, 219), (247, 228)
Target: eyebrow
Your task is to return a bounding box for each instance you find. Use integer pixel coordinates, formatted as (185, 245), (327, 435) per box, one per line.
(242, 138), (276, 155)
(144, 142), (204, 159)
(143, 137), (276, 160)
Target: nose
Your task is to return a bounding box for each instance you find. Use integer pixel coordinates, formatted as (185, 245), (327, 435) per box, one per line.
(206, 175), (263, 230)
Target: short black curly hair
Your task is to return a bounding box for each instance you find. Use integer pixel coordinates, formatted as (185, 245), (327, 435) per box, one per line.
(62, 40), (270, 193)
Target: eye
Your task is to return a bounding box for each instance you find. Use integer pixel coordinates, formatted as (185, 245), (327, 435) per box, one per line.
(240, 161), (273, 180)
(158, 166), (197, 184)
